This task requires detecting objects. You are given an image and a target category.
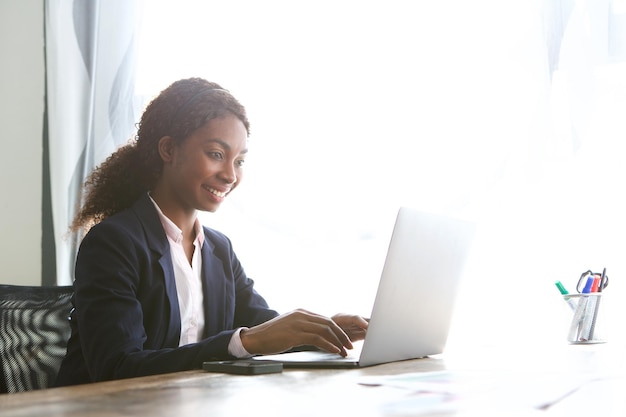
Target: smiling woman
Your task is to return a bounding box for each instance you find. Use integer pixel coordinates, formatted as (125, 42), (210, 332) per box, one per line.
(68, 80), (250, 232)
(154, 114), (249, 218)
(54, 77), (369, 387)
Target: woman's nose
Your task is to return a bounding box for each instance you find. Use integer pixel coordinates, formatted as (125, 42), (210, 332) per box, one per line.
(219, 163), (237, 184)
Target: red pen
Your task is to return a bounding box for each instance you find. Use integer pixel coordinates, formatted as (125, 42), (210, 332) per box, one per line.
(591, 276), (600, 293)
(588, 268), (607, 340)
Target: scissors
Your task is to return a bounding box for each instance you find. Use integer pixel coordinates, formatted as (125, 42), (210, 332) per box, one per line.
(576, 269), (609, 293)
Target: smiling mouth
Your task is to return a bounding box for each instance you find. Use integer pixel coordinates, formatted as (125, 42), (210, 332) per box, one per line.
(204, 186), (228, 198)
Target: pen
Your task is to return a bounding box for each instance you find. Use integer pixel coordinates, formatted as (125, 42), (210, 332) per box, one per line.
(587, 268), (606, 340)
(579, 275), (601, 342)
(581, 276), (594, 294)
(568, 276), (594, 342)
(555, 281), (577, 311)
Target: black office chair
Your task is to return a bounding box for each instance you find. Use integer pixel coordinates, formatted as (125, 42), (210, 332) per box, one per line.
(0, 284), (73, 394)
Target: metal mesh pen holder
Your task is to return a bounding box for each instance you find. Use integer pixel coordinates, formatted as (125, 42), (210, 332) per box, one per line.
(565, 293), (605, 344)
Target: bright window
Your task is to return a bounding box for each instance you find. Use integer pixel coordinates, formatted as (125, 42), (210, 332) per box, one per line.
(135, 1), (626, 346)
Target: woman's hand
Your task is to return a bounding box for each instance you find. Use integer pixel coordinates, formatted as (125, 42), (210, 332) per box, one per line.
(240, 309), (354, 356)
(331, 313), (369, 342)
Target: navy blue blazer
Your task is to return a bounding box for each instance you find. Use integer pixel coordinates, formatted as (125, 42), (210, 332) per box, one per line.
(55, 194), (278, 386)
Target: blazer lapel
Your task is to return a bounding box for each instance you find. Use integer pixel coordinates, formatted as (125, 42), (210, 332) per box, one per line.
(200, 237), (228, 336)
(132, 194), (181, 345)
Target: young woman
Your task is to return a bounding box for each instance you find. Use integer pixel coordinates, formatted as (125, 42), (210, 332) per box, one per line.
(55, 78), (368, 386)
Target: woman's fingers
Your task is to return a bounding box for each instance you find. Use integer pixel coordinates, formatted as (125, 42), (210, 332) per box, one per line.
(241, 309), (354, 355)
(295, 316), (352, 355)
(289, 310), (353, 353)
(331, 313), (369, 341)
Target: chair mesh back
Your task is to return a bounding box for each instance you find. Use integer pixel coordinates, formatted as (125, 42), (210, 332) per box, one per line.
(0, 285), (73, 394)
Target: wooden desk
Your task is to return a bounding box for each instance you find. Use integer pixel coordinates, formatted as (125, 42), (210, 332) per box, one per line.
(1, 343), (625, 416)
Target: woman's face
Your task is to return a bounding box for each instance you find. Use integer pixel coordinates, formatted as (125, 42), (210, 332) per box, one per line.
(160, 113), (248, 214)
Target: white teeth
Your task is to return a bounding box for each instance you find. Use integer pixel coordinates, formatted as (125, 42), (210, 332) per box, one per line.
(206, 187), (226, 198)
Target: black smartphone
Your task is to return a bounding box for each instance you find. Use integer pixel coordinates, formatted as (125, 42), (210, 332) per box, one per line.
(202, 360), (283, 375)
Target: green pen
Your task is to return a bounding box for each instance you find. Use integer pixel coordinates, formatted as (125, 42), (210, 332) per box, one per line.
(555, 281), (578, 311)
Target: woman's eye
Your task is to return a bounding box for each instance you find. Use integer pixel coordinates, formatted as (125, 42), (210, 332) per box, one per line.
(208, 151), (223, 160)
(236, 160), (246, 167)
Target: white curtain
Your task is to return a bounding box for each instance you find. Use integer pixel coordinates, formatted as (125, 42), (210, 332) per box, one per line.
(45, 0), (143, 285)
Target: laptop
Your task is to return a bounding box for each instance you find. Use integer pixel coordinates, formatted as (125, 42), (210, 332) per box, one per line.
(252, 207), (477, 368)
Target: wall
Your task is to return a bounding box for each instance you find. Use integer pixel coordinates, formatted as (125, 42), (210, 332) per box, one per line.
(0, 0), (44, 285)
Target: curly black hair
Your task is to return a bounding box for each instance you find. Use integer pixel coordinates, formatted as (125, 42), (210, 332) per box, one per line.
(71, 77), (250, 232)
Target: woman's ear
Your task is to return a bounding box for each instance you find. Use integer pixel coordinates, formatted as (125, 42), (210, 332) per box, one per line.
(157, 136), (176, 162)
